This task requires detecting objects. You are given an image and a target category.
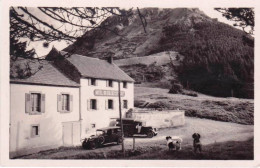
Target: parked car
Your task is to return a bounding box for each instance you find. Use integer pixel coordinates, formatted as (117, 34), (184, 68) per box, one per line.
(115, 118), (158, 138)
(81, 126), (123, 150)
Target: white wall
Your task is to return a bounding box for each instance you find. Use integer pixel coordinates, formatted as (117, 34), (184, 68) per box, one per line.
(80, 78), (134, 137)
(10, 84), (80, 157)
(130, 109), (185, 128)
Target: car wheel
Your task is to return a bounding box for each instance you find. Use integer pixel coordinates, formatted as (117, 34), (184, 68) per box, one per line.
(117, 137), (123, 145)
(82, 140), (88, 149)
(89, 141), (97, 150)
(99, 136), (105, 145)
(147, 131), (154, 138)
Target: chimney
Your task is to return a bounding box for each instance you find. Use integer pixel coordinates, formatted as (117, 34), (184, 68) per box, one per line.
(107, 56), (113, 64)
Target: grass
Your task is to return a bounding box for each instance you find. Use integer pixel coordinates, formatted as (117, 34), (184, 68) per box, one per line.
(128, 138), (254, 160)
(18, 138), (253, 160)
(135, 87), (254, 125)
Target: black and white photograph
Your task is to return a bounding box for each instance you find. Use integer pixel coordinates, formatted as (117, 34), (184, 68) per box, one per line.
(0, 0), (259, 167)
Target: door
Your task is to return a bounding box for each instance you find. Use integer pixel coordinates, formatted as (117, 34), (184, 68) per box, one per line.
(62, 122), (80, 146)
(111, 129), (119, 142)
(62, 122), (73, 146)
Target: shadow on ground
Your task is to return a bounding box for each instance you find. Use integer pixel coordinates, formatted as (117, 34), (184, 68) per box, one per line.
(16, 138), (253, 160)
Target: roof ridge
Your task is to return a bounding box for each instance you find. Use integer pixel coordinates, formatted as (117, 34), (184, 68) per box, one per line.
(63, 51), (101, 60)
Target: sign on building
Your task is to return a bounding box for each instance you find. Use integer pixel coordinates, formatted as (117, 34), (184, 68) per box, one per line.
(94, 89), (125, 97)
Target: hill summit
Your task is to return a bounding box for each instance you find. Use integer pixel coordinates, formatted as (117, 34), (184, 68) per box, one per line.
(64, 8), (254, 99)
(64, 8), (213, 59)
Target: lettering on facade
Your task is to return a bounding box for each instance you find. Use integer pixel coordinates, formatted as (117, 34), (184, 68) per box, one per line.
(94, 89), (125, 97)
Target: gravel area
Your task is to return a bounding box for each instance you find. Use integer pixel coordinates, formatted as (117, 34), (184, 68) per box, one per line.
(17, 117), (253, 159)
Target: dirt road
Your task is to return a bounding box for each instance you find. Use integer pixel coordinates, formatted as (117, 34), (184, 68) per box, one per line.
(127, 117), (253, 145)
(18, 117), (253, 159)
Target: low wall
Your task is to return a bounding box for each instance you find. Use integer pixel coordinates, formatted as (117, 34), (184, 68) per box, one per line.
(127, 109), (185, 128)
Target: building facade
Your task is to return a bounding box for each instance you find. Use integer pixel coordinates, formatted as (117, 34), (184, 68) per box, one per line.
(10, 48), (134, 157)
(80, 77), (134, 136)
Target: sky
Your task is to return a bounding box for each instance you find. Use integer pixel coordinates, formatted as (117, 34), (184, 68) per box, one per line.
(25, 8), (238, 57)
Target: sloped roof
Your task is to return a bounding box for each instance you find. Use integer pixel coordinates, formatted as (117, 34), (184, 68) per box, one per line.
(10, 59), (79, 87)
(60, 51), (134, 82)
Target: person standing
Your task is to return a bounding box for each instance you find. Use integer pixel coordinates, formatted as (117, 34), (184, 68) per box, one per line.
(136, 123), (142, 134)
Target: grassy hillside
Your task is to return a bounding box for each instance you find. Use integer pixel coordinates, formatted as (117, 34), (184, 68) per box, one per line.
(152, 21), (254, 98)
(134, 87), (254, 125)
(114, 51), (183, 66)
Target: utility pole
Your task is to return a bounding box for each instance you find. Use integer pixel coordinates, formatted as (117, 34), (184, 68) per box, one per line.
(118, 81), (125, 157)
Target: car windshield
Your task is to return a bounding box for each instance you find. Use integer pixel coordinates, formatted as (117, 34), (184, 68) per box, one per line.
(135, 122), (146, 126)
(96, 130), (105, 135)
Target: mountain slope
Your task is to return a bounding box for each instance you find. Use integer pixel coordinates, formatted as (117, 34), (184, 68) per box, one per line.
(64, 8), (254, 98)
(64, 8), (212, 59)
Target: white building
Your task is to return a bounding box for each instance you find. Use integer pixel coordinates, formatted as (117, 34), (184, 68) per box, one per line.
(9, 48), (134, 157)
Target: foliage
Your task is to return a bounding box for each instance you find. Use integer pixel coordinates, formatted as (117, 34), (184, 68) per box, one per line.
(120, 63), (166, 83)
(215, 8), (254, 35)
(154, 20), (254, 98)
(10, 7), (133, 44)
(10, 36), (35, 60)
(10, 7), (134, 78)
(168, 80), (183, 94)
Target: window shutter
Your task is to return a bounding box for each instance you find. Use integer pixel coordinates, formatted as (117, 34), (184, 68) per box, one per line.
(25, 93), (31, 113)
(41, 94), (45, 113)
(88, 79), (90, 86)
(96, 100), (99, 110)
(112, 100), (114, 109)
(106, 80), (108, 87)
(87, 99), (90, 111)
(69, 94), (73, 112)
(105, 100), (108, 110)
(95, 79), (98, 86)
(57, 94), (62, 112)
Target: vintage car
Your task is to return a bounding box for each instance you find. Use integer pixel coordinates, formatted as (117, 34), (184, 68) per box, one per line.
(115, 118), (158, 138)
(81, 126), (123, 149)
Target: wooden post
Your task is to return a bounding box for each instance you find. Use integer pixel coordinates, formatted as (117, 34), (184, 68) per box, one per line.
(118, 81), (125, 157)
(133, 137), (135, 151)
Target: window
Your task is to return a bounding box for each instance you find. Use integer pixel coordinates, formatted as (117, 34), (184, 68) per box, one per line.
(107, 129), (112, 135)
(31, 125), (40, 137)
(108, 99), (114, 109)
(90, 99), (97, 110)
(31, 93), (41, 112)
(123, 82), (127, 88)
(57, 94), (73, 112)
(90, 78), (96, 86)
(123, 100), (128, 109)
(26, 92), (45, 114)
(61, 94), (70, 111)
(108, 80), (113, 87)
